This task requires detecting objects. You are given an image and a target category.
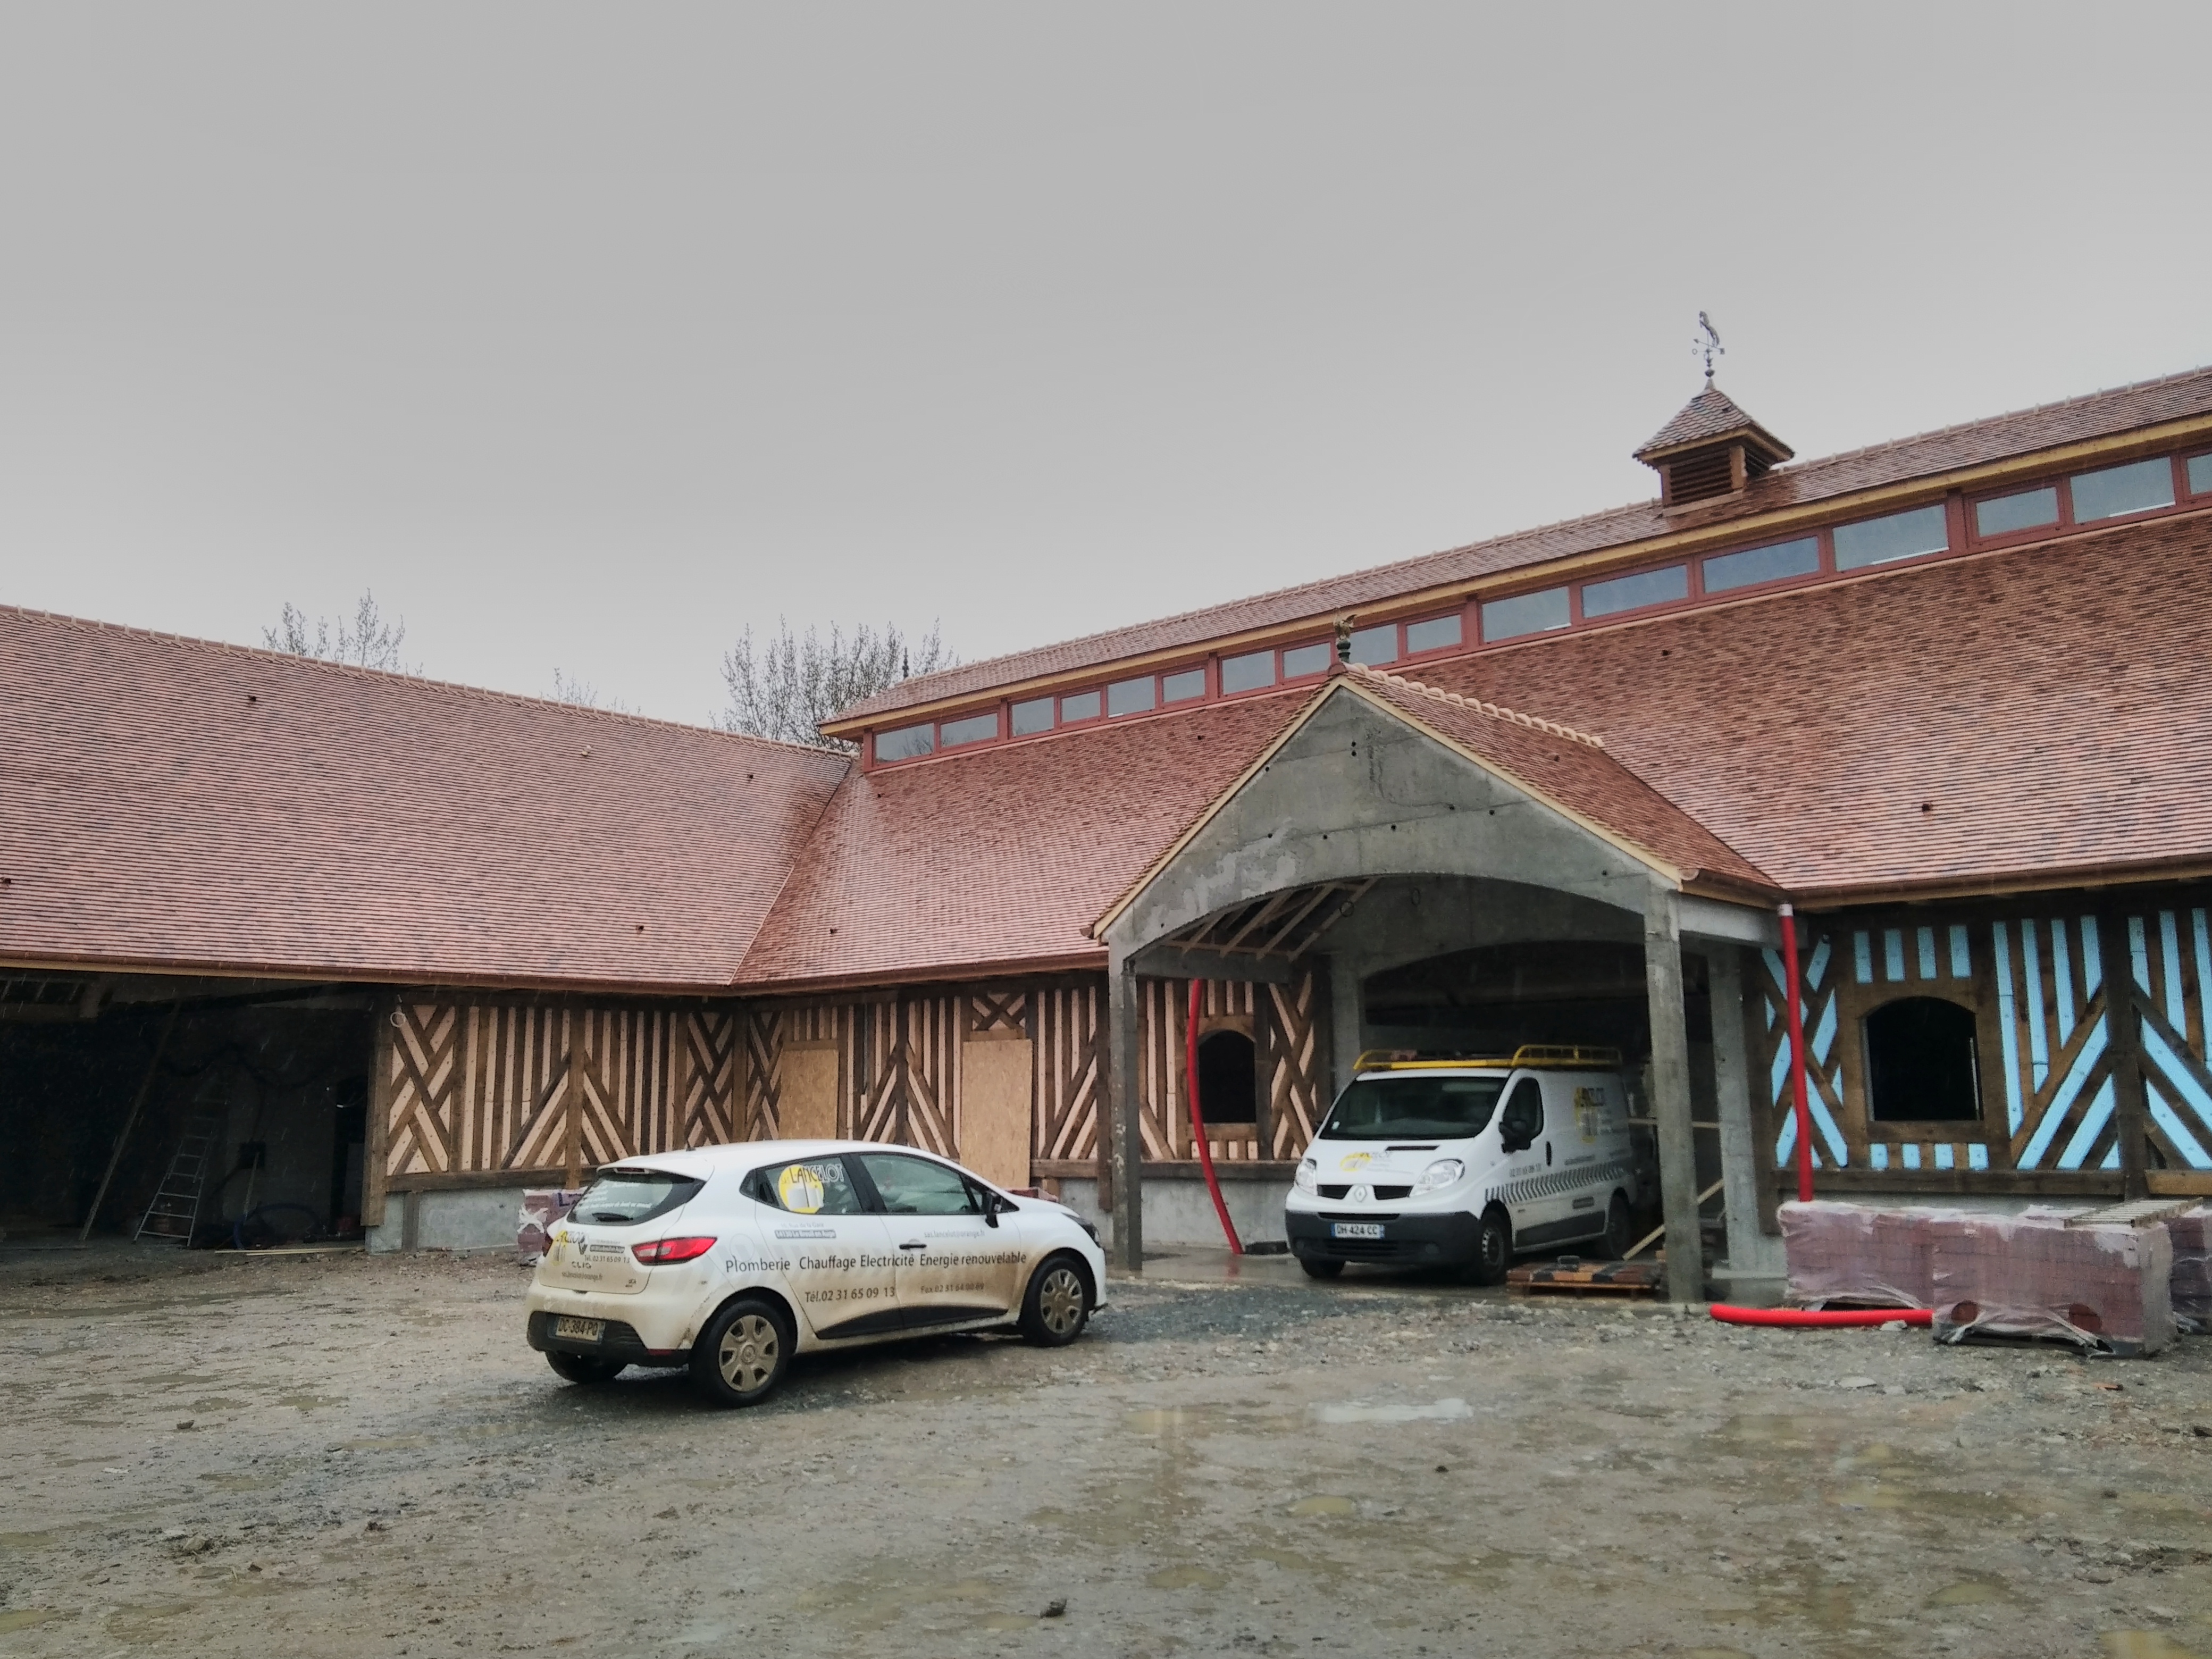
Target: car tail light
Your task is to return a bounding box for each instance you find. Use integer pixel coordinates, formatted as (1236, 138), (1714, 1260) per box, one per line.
(632, 1236), (717, 1265)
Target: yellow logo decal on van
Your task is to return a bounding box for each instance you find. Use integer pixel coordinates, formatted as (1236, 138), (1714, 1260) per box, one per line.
(1338, 1152), (1373, 1172)
(1573, 1087), (1606, 1143)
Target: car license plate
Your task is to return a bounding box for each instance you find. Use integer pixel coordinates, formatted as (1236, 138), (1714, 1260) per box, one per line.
(554, 1316), (605, 1341)
(1330, 1222), (1384, 1241)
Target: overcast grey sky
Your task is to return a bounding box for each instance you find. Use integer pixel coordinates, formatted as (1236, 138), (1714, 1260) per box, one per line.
(4, 4), (2208, 725)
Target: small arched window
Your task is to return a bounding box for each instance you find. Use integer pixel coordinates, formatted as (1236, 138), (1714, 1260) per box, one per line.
(1194, 1029), (1257, 1125)
(1864, 997), (1981, 1122)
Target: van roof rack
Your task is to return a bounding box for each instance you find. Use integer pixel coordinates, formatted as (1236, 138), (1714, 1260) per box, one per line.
(1352, 1044), (1623, 1074)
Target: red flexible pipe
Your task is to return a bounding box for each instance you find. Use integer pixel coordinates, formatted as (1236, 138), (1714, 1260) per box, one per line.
(1185, 978), (1243, 1254)
(1781, 903), (1815, 1203)
(1711, 1303), (1930, 1328)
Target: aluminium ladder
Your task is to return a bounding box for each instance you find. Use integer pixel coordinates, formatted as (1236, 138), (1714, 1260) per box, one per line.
(136, 1116), (224, 1243)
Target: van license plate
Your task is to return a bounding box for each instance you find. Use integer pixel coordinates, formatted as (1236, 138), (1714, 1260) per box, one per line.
(554, 1316), (605, 1341)
(1330, 1223), (1384, 1241)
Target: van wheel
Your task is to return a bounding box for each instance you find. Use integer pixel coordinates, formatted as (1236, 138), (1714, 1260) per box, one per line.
(690, 1297), (793, 1408)
(1300, 1256), (1344, 1280)
(1602, 1192), (1634, 1260)
(547, 1351), (626, 1385)
(1465, 1206), (1512, 1286)
(1018, 1253), (1092, 1346)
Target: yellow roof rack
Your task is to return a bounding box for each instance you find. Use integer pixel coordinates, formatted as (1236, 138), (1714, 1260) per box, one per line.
(1352, 1044), (1623, 1074)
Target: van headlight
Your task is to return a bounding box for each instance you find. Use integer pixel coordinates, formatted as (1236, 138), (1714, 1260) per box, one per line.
(1294, 1157), (1318, 1194)
(1415, 1158), (1464, 1193)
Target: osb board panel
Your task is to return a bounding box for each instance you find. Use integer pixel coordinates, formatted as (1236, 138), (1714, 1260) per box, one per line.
(780, 1044), (841, 1142)
(961, 1036), (1033, 1190)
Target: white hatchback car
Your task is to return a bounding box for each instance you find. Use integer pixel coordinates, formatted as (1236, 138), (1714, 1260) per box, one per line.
(525, 1139), (1108, 1407)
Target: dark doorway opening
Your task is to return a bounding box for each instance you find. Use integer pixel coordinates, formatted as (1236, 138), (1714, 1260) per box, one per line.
(1865, 997), (1981, 1122)
(1195, 1029), (1258, 1125)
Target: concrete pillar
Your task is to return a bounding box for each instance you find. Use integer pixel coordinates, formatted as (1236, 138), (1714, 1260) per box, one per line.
(1327, 952), (1366, 1098)
(1644, 887), (1705, 1302)
(1106, 949), (1144, 1273)
(1707, 945), (1783, 1277)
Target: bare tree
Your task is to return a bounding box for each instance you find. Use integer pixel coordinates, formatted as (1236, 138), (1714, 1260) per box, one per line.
(717, 620), (953, 750)
(550, 668), (635, 715)
(263, 591), (417, 673)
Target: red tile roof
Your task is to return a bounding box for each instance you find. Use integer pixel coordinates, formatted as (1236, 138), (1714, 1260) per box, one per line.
(1341, 668), (1776, 897)
(732, 693), (1309, 988)
(1632, 384), (1792, 462)
(1417, 510), (2212, 900)
(837, 363), (2212, 723)
(0, 607), (850, 990)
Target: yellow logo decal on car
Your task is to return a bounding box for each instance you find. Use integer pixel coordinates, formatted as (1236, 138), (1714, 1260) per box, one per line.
(777, 1164), (826, 1214)
(1338, 1152), (1372, 1172)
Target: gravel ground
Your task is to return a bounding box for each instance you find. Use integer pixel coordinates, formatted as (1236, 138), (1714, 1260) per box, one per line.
(2, 1244), (2207, 1658)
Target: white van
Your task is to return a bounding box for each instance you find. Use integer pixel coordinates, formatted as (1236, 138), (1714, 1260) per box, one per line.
(1283, 1046), (1641, 1284)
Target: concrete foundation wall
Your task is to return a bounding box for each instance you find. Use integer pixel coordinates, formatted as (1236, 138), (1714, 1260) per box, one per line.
(366, 1186), (529, 1253)
(1057, 1176), (1292, 1250)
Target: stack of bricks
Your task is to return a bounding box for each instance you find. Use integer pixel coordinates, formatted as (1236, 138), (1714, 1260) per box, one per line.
(2169, 1208), (2212, 1331)
(1930, 1211), (2174, 1356)
(1779, 1200), (1948, 1310)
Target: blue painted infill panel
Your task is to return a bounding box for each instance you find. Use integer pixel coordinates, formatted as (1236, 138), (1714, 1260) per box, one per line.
(1917, 927), (1939, 982)
(2057, 1076), (2117, 1171)
(1811, 995), (1838, 1067)
(1806, 935), (1831, 991)
(1933, 1143), (1956, 1170)
(1949, 924), (1972, 979)
(1884, 928), (1906, 983)
(1901, 1142), (1922, 1170)
(2050, 919), (2075, 1034)
(1967, 1143), (1990, 1170)
(2022, 921), (2050, 1090)
(1993, 921), (2026, 1135)
(2141, 1021), (2212, 1167)
(1762, 946), (1786, 996)
(1853, 932), (1873, 985)
(2159, 910), (2187, 1033)
(2147, 1080), (2211, 1169)
(2194, 910), (2212, 1031)
(2081, 915), (2104, 993)
(2130, 915), (2153, 993)
(1816, 1071), (1847, 1166)
(1773, 1106), (1796, 1168)
(2017, 1019), (2109, 1169)
(1869, 1143), (1890, 1170)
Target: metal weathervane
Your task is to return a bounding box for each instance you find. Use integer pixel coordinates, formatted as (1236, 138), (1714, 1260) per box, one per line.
(1694, 311), (1724, 386)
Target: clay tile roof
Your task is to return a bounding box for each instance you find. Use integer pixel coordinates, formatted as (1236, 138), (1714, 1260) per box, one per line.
(1412, 510), (2212, 899)
(1631, 383), (1794, 463)
(1342, 666), (1777, 895)
(836, 363), (2212, 724)
(0, 606), (850, 990)
(734, 693), (1310, 989)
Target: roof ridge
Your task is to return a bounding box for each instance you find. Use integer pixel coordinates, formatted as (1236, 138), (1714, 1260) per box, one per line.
(1346, 661), (1606, 748)
(0, 601), (845, 763)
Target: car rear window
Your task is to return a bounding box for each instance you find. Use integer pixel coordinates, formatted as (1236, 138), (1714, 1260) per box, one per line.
(1318, 1075), (1507, 1139)
(569, 1168), (704, 1227)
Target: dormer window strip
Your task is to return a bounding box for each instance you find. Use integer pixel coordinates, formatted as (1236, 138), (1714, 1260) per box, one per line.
(865, 444), (2212, 767)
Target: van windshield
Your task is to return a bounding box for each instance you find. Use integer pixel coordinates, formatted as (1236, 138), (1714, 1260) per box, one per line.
(1317, 1075), (1506, 1141)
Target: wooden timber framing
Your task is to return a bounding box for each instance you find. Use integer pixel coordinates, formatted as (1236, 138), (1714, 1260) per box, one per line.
(372, 962), (1336, 1200)
(1746, 884), (2212, 1200)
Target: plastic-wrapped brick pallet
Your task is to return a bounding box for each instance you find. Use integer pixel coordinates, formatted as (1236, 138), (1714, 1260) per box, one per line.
(516, 1188), (583, 1264)
(1780, 1200), (1953, 1310)
(1930, 1211), (2174, 1357)
(2169, 1208), (2211, 1332)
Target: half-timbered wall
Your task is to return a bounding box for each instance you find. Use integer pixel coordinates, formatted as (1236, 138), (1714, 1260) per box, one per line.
(1132, 965), (1331, 1166)
(374, 998), (741, 1216)
(1749, 893), (2211, 1196)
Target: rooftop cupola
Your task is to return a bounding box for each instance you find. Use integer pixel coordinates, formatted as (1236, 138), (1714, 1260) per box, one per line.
(1633, 383), (1794, 508)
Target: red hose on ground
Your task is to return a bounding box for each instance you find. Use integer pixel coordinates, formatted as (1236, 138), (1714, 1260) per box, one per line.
(1711, 1304), (1930, 1328)
(1781, 902), (1815, 1203)
(1185, 977), (1243, 1254)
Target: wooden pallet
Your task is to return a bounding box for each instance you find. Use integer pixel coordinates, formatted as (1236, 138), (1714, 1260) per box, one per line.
(1506, 1259), (1667, 1298)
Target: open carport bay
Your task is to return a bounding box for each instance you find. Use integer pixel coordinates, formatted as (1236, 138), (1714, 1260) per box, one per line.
(2, 1247), (2207, 1658)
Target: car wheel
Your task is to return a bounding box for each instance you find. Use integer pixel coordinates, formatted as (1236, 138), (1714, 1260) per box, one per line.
(547, 1351), (627, 1385)
(690, 1297), (793, 1407)
(1299, 1256), (1344, 1280)
(1465, 1205), (1512, 1286)
(1018, 1253), (1091, 1346)
(1602, 1191), (1634, 1260)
